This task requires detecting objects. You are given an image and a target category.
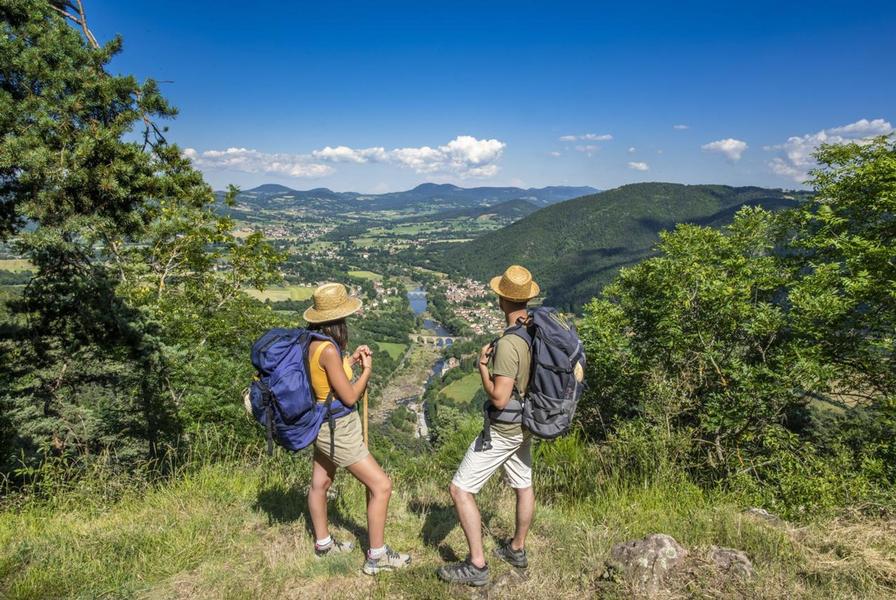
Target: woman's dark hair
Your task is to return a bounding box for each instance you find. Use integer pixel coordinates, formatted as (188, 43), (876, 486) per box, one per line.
(308, 319), (349, 352)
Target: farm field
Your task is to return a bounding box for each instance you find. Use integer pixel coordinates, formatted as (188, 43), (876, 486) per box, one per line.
(440, 372), (481, 403)
(0, 259), (33, 271)
(243, 285), (314, 302)
(347, 270), (382, 281)
(377, 341), (407, 360)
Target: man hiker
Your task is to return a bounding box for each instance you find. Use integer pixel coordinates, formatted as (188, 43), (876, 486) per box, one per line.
(437, 265), (539, 587)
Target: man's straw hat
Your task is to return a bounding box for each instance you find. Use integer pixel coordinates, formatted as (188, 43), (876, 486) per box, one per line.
(489, 265), (540, 302)
(303, 282), (362, 324)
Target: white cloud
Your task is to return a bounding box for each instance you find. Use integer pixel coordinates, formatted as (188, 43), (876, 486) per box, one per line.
(764, 118), (893, 182)
(673, 124), (689, 130)
(183, 135), (507, 179)
(560, 133), (613, 142)
(549, 151), (562, 157)
(311, 145), (386, 163)
(628, 161), (649, 171)
(385, 135), (506, 177)
(701, 138), (748, 161)
(184, 147), (334, 178)
(628, 146), (636, 153)
(582, 133), (613, 141)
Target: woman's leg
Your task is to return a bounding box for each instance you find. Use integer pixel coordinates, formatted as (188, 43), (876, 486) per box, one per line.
(308, 449), (337, 541)
(346, 454), (392, 549)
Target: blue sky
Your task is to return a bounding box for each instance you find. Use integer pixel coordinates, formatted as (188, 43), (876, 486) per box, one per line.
(91, 1), (896, 192)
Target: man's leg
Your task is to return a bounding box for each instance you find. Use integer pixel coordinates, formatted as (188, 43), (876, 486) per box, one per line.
(450, 482), (486, 568)
(501, 433), (533, 551)
(439, 433), (518, 585)
(511, 486), (534, 551)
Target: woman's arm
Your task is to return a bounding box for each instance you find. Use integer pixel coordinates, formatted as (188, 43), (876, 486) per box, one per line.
(320, 343), (371, 407)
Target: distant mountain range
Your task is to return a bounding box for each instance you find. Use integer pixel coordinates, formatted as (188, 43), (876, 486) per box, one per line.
(219, 183), (598, 215)
(431, 183), (809, 310)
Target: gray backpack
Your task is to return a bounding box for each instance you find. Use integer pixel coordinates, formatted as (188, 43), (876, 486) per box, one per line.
(477, 307), (586, 450)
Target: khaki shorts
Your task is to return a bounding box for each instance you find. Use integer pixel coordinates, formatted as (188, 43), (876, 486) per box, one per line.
(451, 430), (532, 494)
(314, 411), (369, 468)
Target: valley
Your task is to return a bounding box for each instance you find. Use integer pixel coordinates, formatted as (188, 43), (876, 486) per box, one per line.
(0, 181), (807, 437)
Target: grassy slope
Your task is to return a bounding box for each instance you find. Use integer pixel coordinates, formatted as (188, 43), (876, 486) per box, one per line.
(2, 433), (894, 600)
(439, 183), (803, 310)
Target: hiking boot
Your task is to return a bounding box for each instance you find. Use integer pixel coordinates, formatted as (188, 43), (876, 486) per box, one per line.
(362, 546), (411, 575)
(493, 540), (528, 569)
(315, 539), (354, 558)
(436, 560), (490, 587)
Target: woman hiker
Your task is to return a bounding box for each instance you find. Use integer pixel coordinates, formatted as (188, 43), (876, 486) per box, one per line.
(303, 282), (411, 574)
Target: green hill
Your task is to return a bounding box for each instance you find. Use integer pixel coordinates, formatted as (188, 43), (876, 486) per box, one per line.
(436, 183), (807, 310)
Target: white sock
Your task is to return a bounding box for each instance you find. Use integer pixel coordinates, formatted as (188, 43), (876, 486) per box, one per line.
(315, 535), (333, 548)
(368, 545), (387, 559)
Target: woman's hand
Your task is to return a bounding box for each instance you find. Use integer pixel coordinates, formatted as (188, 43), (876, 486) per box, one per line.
(350, 345), (372, 365)
(360, 350), (373, 371)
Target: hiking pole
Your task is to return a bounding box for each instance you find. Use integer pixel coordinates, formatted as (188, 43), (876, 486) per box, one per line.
(362, 390), (369, 446)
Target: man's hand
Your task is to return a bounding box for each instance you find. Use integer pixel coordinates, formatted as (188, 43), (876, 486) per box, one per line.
(479, 343), (493, 366)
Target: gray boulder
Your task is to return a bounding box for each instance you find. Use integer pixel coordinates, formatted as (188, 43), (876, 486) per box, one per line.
(604, 533), (688, 594)
(707, 545), (754, 578)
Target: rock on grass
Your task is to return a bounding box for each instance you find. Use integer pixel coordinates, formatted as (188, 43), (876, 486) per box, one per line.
(603, 533), (688, 595)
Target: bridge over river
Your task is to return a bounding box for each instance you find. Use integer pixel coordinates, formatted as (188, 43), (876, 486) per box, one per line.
(412, 334), (465, 346)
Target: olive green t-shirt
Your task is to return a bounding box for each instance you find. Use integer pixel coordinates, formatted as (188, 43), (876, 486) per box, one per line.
(488, 330), (531, 437)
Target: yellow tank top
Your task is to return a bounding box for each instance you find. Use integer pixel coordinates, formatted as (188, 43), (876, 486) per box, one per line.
(309, 341), (353, 402)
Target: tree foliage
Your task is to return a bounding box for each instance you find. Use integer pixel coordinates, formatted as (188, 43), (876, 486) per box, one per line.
(0, 1), (283, 477)
(579, 137), (896, 509)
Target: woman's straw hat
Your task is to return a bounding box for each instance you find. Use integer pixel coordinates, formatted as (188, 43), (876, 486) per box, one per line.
(303, 282), (362, 324)
(489, 265), (540, 302)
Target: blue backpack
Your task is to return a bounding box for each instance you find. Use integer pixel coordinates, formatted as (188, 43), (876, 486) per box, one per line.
(248, 328), (353, 454)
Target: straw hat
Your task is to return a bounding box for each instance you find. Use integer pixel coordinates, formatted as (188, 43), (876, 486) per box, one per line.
(489, 265), (540, 302)
(303, 283), (362, 324)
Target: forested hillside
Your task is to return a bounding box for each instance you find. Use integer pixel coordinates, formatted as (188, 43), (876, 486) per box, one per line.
(435, 183), (806, 310)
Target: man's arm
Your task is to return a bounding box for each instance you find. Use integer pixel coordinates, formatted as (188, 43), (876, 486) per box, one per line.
(478, 340), (517, 410)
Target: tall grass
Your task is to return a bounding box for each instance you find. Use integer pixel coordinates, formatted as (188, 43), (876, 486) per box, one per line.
(2, 419), (895, 599)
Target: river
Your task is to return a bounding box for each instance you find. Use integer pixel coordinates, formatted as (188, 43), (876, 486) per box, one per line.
(402, 286), (450, 438)
(408, 286), (451, 337)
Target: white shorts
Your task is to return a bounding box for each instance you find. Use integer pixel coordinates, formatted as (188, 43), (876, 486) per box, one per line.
(451, 430), (532, 494)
